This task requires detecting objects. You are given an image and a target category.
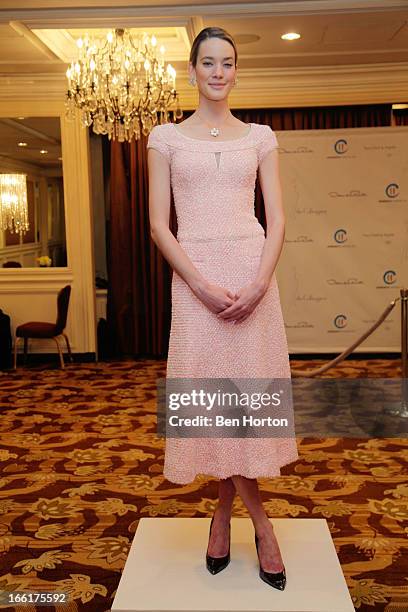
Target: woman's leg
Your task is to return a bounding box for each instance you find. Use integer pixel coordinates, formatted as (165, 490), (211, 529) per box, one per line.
(207, 476), (236, 557)
(231, 475), (284, 573)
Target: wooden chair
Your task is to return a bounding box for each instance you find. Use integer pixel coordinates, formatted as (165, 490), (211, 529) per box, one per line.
(14, 285), (73, 369)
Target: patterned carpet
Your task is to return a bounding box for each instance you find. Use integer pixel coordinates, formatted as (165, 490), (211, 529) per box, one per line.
(0, 358), (407, 612)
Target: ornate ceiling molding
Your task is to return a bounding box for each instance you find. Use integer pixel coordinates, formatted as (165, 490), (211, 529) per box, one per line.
(0, 0), (407, 26)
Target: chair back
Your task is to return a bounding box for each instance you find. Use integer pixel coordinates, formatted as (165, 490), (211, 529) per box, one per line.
(55, 285), (71, 334)
(3, 261), (22, 268)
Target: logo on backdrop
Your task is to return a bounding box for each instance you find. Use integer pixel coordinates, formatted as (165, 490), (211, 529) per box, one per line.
(376, 269), (401, 290)
(376, 270), (402, 290)
(296, 294), (327, 303)
(295, 207), (327, 216)
(285, 321), (314, 329)
(327, 277), (364, 286)
(285, 235), (314, 244)
(383, 270), (396, 285)
(329, 314), (354, 334)
(334, 314), (347, 329)
(329, 189), (367, 199)
(334, 139), (348, 154)
(328, 229), (355, 249)
(379, 182), (406, 203)
(334, 229), (347, 243)
(385, 183), (399, 198)
(362, 231), (395, 243)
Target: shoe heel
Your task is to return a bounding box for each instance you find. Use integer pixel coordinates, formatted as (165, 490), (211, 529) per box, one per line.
(255, 532), (286, 590)
(206, 515), (231, 575)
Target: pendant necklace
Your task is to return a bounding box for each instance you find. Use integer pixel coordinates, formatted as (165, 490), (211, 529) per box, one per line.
(196, 111), (231, 138)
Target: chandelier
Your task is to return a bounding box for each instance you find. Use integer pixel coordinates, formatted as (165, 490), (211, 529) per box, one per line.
(65, 28), (183, 142)
(0, 174), (29, 235)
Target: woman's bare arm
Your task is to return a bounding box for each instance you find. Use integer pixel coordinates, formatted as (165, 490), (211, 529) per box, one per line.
(255, 148), (286, 291)
(148, 148), (206, 295)
(148, 147), (236, 314)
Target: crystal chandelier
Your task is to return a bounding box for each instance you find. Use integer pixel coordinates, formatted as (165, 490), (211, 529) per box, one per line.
(0, 174), (29, 235)
(65, 28), (183, 142)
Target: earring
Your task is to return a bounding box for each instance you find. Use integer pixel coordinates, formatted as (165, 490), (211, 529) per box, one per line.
(234, 77), (238, 86)
(189, 77), (196, 86)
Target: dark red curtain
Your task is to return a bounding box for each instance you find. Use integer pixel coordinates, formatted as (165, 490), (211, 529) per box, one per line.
(393, 108), (408, 125)
(106, 133), (177, 358)
(106, 103), (392, 358)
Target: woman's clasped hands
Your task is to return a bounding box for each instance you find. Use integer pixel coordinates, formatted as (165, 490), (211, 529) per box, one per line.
(196, 280), (267, 324)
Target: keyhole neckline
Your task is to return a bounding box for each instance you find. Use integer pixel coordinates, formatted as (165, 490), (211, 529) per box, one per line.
(172, 122), (253, 143)
(214, 151), (221, 170)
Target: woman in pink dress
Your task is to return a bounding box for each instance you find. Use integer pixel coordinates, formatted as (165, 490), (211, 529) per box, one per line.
(147, 27), (298, 590)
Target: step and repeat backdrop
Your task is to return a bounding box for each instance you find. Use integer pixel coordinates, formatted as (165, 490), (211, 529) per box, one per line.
(274, 126), (408, 353)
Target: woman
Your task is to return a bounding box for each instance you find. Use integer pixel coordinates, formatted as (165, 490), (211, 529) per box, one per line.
(147, 26), (299, 590)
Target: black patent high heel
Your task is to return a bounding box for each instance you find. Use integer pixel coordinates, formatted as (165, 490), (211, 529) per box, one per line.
(206, 515), (231, 575)
(255, 533), (286, 590)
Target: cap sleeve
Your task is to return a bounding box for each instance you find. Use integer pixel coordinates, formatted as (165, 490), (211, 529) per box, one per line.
(258, 125), (279, 164)
(147, 125), (170, 163)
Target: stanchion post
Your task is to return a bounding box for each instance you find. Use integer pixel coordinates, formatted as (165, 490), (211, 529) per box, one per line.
(401, 288), (408, 380)
(384, 289), (408, 418)
(400, 288), (408, 417)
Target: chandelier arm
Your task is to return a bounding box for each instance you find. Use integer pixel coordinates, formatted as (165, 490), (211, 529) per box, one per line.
(65, 28), (182, 141)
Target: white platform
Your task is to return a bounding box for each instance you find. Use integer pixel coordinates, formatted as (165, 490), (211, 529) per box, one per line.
(111, 518), (354, 612)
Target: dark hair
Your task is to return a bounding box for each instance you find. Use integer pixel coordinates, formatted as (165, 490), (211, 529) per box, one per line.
(189, 27), (238, 67)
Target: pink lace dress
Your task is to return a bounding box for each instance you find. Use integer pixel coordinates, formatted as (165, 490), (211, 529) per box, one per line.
(147, 122), (299, 484)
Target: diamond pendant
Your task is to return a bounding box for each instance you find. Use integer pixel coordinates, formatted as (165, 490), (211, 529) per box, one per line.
(210, 127), (220, 137)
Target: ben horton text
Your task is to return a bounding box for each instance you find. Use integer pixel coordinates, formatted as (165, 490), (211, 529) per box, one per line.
(166, 388), (290, 428)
